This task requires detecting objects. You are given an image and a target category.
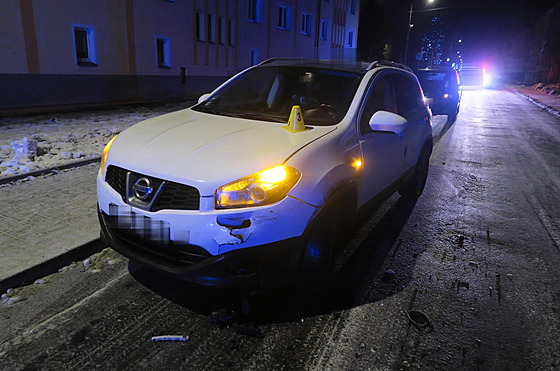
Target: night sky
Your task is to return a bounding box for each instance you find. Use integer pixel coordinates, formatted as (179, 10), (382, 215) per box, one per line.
(358, 0), (559, 65)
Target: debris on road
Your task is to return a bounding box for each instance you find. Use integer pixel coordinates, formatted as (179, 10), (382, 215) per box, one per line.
(2, 295), (27, 306)
(151, 335), (190, 342)
(406, 310), (432, 331)
(382, 269), (396, 282)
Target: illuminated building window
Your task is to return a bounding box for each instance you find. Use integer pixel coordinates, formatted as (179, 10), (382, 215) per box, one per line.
(156, 37), (171, 68)
(73, 26), (97, 66)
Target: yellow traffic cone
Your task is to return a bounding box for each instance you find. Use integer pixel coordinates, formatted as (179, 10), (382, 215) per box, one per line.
(284, 105), (308, 132)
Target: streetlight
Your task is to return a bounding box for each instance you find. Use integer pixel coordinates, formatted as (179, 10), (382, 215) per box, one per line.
(404, 0), (435, 65)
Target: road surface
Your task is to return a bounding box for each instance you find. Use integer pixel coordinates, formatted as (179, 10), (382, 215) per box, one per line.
(1, 89), (559, 370)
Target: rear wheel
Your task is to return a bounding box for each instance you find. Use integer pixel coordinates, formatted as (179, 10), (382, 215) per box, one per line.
(399, 144), (432, 198)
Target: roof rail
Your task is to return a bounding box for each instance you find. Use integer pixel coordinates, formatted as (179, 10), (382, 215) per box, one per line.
(367, 60), (413, 73)
(258, 57), (311, 66)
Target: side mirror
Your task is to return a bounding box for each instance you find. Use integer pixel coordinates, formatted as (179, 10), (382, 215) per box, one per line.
(369, 110), (408, 135)
(198, 93), (211, 104)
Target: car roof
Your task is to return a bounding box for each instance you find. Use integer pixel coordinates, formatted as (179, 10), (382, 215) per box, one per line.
(257, 58), (414, 75)
(417, 66), (458, 73)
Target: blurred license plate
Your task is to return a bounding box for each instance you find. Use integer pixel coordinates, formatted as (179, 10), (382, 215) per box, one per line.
(108, 204), (170, 245)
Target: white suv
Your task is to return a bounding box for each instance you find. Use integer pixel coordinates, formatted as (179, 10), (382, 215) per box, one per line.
(97, 59), (432, 288)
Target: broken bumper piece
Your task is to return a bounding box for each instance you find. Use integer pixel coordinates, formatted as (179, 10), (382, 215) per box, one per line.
(98, 208), (302, 288)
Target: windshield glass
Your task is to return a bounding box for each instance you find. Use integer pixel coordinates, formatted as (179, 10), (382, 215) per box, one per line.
(193, 66), (363, 126)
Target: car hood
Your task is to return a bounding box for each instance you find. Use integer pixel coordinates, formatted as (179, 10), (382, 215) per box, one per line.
(107, 108), (336, 196)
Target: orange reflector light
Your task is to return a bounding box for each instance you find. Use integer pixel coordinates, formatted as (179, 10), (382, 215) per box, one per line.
(443, 94), (449, 99)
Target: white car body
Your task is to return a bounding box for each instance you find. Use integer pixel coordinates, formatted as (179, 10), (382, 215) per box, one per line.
(97, 60), (432, 288)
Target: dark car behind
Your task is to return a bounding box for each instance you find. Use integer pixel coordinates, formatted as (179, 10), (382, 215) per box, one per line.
(416, 67), (461, 121)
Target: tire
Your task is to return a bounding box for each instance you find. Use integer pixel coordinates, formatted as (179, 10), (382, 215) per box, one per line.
(447, 102), (460, 122)
(447, 110), (457, 122)
(299, 211), (337, 286)
(297, 191), (356, 288)
(399, 144), (432, 198)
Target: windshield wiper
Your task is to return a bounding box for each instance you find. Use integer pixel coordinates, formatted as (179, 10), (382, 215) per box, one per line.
(195, 105), (238, 118)
(234, 112), (285, 123)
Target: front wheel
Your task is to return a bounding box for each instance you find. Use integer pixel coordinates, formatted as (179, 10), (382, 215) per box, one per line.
(399, 144), (432, 198)
(296, 192), (356, 288)
(299, 211), (337, 286)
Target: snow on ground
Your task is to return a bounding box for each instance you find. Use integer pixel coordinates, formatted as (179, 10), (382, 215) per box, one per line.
(0, 102), (192, 179)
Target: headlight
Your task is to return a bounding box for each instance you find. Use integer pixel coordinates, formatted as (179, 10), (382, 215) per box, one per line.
(100, 135), (117, 177)
(215, 165), (301, 209)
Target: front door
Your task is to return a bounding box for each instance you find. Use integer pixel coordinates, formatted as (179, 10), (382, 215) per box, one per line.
(357, 73), (407, 206)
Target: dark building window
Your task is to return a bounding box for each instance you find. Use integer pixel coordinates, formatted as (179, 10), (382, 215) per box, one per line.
(207, 14), (216, 43)
(277, 5), (290, 30)
(248, 0), (261, 23)
(196, 12), (204, 42)
(250, 49), (258, 66)
(156, 37), (170, 68)
(300, 13), (311, 35)
(73, 26), (97, 65)
(320, 19), (328, 40)
(228, 19), (235, 46)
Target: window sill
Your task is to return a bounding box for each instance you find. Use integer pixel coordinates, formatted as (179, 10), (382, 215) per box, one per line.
(77, 61), (98, 67)
(158, 65), (171, 69)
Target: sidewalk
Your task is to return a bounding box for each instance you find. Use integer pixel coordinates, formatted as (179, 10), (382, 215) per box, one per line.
(0, 102), (192, 294)
(510, 85), (560, 117)
(0, 164), (104, 293)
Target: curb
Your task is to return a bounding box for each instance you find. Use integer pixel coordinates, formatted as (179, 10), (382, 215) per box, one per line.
(0, 239), (106, 294)
(0, 156), (101, 186)
(512, 89), (560, 118)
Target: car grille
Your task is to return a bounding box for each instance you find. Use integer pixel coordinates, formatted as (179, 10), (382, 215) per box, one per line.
(105, 165), (201, 211)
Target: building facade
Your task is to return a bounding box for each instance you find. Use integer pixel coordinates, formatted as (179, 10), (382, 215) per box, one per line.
(0, 0), (359, 111)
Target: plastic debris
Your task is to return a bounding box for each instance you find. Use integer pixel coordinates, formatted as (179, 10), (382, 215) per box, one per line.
(83, 258), (91, 267)
(151, 335), (189, 342)
(34, 279), (49, 285)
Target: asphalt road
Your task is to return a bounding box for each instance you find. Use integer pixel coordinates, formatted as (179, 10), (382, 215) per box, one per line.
(1, 89), (559, 370)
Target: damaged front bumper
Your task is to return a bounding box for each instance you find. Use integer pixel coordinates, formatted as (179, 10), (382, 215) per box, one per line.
(97, 174), (316, 288)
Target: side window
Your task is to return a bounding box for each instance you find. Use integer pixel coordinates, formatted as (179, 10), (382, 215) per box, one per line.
(359, 74), (396, 134)
(392, 74), (423, 115)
